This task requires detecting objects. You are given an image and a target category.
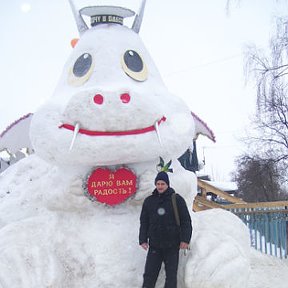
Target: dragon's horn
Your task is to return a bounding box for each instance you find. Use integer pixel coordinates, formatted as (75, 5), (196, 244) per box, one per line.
(132, 0), (147, 33)
(68, 0), (88, 35)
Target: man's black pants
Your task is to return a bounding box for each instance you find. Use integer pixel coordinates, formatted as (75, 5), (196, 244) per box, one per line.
(142, 246), (179, 288)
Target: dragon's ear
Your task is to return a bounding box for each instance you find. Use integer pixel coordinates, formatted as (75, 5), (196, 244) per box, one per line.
(71, 38), (79, 48)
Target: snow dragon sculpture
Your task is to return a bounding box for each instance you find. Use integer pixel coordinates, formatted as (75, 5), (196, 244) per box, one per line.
(0, 1), (250, 287)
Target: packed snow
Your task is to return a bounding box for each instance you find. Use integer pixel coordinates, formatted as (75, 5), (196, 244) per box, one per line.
(0, 156), (248, 287)
(0, 1), (287, 287)
(0, 156), (287, 287)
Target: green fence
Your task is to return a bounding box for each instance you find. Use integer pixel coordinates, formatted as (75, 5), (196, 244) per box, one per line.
(195, 179), (288, 259)
(229, 207), (288, 259)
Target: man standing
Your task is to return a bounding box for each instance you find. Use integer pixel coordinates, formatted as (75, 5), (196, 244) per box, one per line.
(139, 171), (192, 288)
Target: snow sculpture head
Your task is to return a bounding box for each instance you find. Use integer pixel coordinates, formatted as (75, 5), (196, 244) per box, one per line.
(30, 2), (195, 167)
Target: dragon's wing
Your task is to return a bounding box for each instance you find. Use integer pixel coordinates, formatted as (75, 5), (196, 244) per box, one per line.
(191, 111), (215, 142)
(0, 113), (33, 154)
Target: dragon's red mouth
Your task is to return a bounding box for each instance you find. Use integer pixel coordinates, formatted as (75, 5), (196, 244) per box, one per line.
(59, 116), (166, 136)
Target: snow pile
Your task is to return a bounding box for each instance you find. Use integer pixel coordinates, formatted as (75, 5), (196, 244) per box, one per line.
(0, 156), (251, 288)
(185, 209), (251, 288)
(0, 155), (142, 287)
(2, 156), (287, 288)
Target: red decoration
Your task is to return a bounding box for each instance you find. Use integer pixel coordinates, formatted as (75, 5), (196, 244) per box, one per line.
(86, 167), (137, 206)
(120, 93), (131, 103)
(93, 94), (104, 105)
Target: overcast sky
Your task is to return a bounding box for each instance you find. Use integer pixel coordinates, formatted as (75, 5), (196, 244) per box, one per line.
(1, 0), (288, 181)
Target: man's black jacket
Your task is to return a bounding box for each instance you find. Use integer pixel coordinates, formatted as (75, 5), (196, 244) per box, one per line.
(139, 187), (192, 248)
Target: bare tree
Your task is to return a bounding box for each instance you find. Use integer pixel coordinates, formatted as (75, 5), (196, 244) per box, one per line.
(226, 1), (288, 199)
(245, 17), (288, 178)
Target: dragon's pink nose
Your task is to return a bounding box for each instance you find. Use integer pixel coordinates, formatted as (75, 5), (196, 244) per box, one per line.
(93, 93), (131, 105)
(93, 94), (104, 105)
(120, 93), (131, 104)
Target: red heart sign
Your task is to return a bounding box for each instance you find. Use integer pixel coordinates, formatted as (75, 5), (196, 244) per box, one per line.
(86, 167), (137, 206)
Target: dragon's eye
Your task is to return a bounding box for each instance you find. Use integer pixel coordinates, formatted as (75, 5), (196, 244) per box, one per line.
(121, 50), (148, 81)
(73, 53), (92, 77)
(68, 53), (94, 86)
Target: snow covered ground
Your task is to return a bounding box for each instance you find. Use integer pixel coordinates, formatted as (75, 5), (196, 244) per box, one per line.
(248, 249), (288, 288)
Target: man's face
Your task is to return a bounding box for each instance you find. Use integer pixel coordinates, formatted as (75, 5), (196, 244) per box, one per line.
(156, 180), (168, 193)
